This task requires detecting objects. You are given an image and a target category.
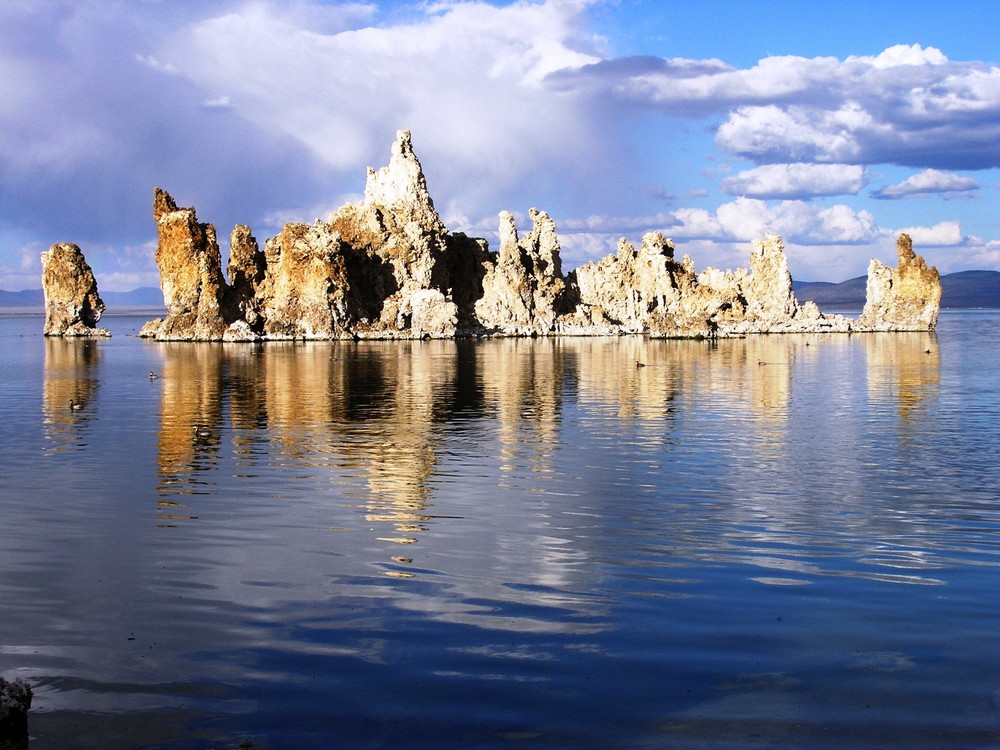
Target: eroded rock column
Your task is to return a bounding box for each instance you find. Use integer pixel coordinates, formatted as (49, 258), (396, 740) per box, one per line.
(40, 242), (110, 337)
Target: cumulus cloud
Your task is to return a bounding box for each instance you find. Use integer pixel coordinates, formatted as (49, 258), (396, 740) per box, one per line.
(872, 169), (980, 199)
(0, 0), (636, 287)
(896, 220), (964, 246)
(0, 1), (997, 289)
(153, 0), (604, 190)
(560, 42), (1000, 170)
(554, 198), (886, 281)
(555, 198), (879, 248)
(722, 163), (868, 198)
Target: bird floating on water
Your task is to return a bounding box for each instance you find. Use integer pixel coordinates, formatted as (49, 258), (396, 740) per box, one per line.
(148, 371), (159, 380)
(635, 360), (646, 368)
(193, 425), (212, 438)
(69, 399), (83, 411)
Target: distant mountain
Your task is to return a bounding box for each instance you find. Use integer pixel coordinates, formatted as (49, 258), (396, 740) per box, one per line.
(793, 276), (867, 308)
(795, 270), (1000, 310)
(0, 289), (44, 307)
(937, 270), (1000, 308)
(0, 287), (164, 310)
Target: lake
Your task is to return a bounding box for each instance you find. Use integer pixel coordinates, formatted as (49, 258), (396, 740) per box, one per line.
(1, 310), (999, 749)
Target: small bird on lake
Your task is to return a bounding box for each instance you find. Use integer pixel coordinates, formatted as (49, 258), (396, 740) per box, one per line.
(148, 371), (159, 380)
(636, 360), (646, 368)
(193, 425), (212, 438)
(69, 399), (83, 411)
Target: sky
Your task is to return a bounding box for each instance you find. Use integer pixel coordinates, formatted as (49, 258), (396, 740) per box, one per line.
(3, 0), (1000, 291)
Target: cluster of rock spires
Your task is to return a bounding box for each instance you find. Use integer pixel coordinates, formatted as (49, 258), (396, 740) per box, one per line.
(42, 130), (942, 340)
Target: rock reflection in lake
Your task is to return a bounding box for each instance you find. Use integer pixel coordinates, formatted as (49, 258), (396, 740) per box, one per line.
(145, 333), (944, 561)
(42, 338), (100, 451)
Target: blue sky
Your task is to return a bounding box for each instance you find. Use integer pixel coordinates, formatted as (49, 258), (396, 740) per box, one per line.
(2, 0), (1000, 291)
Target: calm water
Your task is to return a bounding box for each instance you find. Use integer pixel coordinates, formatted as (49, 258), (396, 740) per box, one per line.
(1, 310), (999, 749)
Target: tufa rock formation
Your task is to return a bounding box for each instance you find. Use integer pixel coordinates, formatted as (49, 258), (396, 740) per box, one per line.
(40, 243), (110, 337)
(0, 677), (32, 748)
(566, 233), (851, 338)
(138, 190), (236, 340)
(135, 130), (941, 341)
(475, 209), (567, 335)
(858, 233), (942, 331)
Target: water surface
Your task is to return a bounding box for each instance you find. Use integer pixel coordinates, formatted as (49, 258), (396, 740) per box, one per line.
(1, 311), (999, 748)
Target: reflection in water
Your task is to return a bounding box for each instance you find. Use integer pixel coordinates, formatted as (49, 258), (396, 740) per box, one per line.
(354, 343), (455, 554)
(863, 332), (939, 421)
(483, 339), (563, 481)
(42, 338), (101, 451)
(150, 333), (945, 585)
(155, 343), (225, 518)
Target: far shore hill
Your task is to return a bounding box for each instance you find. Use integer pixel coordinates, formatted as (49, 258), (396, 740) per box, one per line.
(3, 270), (1000, 311)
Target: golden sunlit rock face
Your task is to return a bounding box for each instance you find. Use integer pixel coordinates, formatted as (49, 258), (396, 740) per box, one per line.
(40, 243), (109, 337)
(859, 234), (943, 332)
(124, 130), (941, 342)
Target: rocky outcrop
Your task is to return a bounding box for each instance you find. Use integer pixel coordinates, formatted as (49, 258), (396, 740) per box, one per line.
(681, 235), (851, 337)
(138, 189), (235, 340)
(571, 233), (682, 332)
(0, 677), (31, 747)
(40, 243), (110, 337)
(475, 209), (567, 335)
(326, 129), (457, 338)
(565, 233), (852, 338)
(256, 221), (351, 339)
(226, 223), (266, 332)
(858, 234), (942, 331)
(133, 131), (940, 341)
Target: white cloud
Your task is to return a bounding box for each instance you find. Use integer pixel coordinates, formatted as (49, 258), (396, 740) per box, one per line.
(18, 247), (39, 272)
(872, 169), (980, 199)
(552, 198), (879, 253)
(722, 163), (867, 198)
(714, 198), (879, 245)
(135, 54), (176, 74)
(1, 2), (999, 290)
(561, 42), (1000, 170)
(715, 104), (878, 164)
(848, 43), (949, 69)
(159, 1), (602, 180)
(897, 220), (964, 246)
(560, 211), (679, 234)
(201, 96), (233, 110)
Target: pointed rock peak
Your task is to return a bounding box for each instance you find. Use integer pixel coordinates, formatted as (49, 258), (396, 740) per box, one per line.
(498, 210), (519, 246)
(153, 187), (179, 222)
(897, 232), (915, 262)
(393, 129), (415, 158)
(363, 129), (437, 221)
(752, 233), (785, 257)
(641, 232), (674, 258)
(498, 210), (517, 229)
